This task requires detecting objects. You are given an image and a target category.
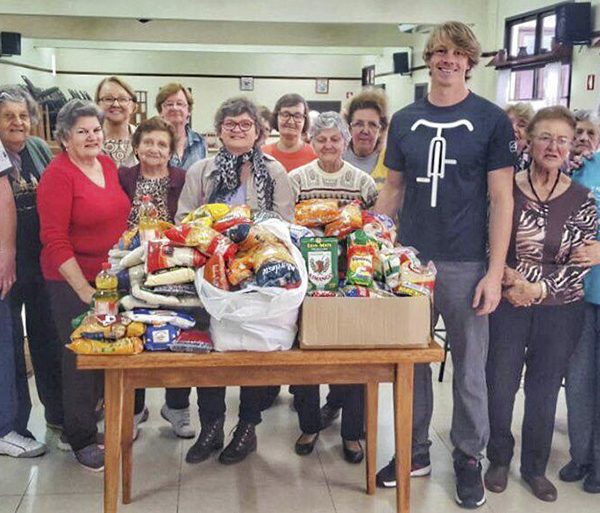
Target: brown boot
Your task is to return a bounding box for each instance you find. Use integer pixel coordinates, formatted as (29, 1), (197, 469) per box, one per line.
(522, 474), (557, 502)
(484, 464), (509, 493)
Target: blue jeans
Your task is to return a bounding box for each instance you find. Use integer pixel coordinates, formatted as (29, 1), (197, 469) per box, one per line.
(0, 297), (17, 436)
(566, 302), (600, 470)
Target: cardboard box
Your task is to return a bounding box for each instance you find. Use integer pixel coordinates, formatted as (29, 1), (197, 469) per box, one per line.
(299, 295), (432, 349)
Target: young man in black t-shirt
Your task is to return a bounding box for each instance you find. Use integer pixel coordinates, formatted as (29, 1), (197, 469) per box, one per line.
(375, 21), (515, 508)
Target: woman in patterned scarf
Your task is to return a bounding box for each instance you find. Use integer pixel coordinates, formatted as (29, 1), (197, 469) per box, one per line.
(175, 96), (294, 467)
(485, 106), (597, 502)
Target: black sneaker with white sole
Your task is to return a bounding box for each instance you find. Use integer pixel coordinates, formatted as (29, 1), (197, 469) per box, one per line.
(376, 453), (432, 488)
(454, 455), (486, 509)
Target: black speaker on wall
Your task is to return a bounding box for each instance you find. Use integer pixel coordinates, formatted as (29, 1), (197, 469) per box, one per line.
(393, 52), (410, 74)
(555, 3), (591, 45)
(0, 32), (21, 56)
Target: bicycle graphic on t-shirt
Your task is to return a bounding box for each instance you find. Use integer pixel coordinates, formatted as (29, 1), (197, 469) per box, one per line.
(410, 119), (474, 207)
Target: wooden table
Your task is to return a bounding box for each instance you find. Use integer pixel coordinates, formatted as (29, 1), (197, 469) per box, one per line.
(77, 343), (443, 513)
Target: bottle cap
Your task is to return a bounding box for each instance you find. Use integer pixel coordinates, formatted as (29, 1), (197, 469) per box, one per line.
(142, 194), (151, 202)
(101, 262), (111, 271)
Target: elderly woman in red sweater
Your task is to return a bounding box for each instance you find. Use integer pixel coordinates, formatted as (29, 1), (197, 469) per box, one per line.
(37, 99), (130, 472)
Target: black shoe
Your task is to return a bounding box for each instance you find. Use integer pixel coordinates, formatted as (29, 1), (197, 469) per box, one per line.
(583, 470), (600, 493)
(185, 417), (225, 464)
(319, 403), (341, 430)
(375, 453), (432, 488)
(342, 439), (364, 464)
(454, 455), (486, 509)
(559, 460), (590, 482)
(522, 474), (557, 502)
(484, 464), (509, 493)
(218, 421), (257, 465)
(295, 433), (319, 456)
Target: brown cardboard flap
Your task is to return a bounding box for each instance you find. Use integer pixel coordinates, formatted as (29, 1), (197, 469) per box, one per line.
(300, 296), (431, 349)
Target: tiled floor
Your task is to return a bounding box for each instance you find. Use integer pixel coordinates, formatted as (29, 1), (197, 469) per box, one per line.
(1, 359), (597, 513)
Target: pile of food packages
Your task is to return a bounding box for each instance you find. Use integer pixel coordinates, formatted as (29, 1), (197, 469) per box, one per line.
(68, 199), (435, 356)
(293, 199), (437, 298)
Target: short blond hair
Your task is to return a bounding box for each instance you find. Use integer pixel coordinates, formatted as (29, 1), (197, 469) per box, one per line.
(505, 103), (535, 124)
(423, 21), (481, 79)
(155, 82), (194, 114)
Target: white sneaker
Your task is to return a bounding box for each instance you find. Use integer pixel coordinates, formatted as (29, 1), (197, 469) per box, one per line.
(0, 431), (47, 458)
(133, 407), (149, 441)
(160, 404), (195, 438)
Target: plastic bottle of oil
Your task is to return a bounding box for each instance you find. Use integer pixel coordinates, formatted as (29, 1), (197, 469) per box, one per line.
(138, 194), (160, 243)
(94, 262), (119, 316)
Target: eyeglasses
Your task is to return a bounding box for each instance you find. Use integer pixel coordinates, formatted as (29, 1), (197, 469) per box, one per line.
(278, 112), (305, 123)
(533, 134), (571, 148)
(162, 101), (188, 109)
(99, 97), (133, 106)
(350, 121), (381, 131)
(222, 119), (255, 132)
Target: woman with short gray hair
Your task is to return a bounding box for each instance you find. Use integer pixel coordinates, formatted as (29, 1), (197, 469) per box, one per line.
(37, 99), (131, 472)
(0, 84), (52, 458)
(289, 111), (377, 464)
(288, 111), (377, 207)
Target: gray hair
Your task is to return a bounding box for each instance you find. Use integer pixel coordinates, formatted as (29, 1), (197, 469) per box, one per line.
(214, 96), (264, 145)
(0, 85), (40, 125)
(574, 109), (600, 126)
(309, 111), (351, 143)
(55, 99), (104, 143)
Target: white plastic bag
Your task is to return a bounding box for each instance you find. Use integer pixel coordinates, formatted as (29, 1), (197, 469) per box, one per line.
(196, 219), (308, 352)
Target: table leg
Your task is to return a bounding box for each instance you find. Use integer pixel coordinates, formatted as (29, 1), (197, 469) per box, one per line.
(121, 386), (134, 504)
(365, 382), (378, 495)
(394, 363), (414, 513)
(104, 369), (124, 513)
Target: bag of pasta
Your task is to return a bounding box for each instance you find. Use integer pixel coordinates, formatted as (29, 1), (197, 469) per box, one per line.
(164, 224), (237, 261)
(212, 205), (253, 233)
(294, 199), (340, 227)
(67, 337), (144, 355)
(253, 242), (301, 289)
(324, 201), (363, 239)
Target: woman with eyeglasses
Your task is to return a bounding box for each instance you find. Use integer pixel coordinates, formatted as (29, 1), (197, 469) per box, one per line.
(342, 88), (390, 190)
(505, 103), (534, 172)
(95, 76), (138, 167)
(484, 106), (597, 502)
(156, 82), (207, 171)
(262, 93), (316, 172)
(176, 96), (294, 466)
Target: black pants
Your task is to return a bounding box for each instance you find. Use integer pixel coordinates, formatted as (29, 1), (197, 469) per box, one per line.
(486, 300), (584, 476)
(188, 386), (275, 426)
(326, 386), (344, 409)
(47, 280), (101, 452)
(10, 277), (63, 426)
(292, 384), (363, 440)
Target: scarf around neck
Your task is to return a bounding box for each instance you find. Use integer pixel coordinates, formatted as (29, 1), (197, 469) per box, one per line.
(210, 146), (274, 210)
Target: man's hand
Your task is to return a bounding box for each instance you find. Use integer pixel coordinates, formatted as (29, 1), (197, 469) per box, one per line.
(571, 240), (600, 267)
(472, 271), (502, 316)
(502, 266), (525, 287)
(0, 249), (16, 300)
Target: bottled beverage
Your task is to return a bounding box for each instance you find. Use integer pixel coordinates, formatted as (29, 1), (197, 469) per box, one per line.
(138, 194), (160, 243)
(94, 262), (119, 316)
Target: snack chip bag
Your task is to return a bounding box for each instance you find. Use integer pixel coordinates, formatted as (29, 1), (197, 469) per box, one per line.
(226, 250), (255, 287)
(212, 205), (253, 233)
(301, 237), (338, 291)
(294, 199), (340, 227)
(324, 201), (363, 239)
(67, 337), (144, 355)
(146, 240), (207, 274)
(204, 253), (230, 290)
(180, 203), (230, 226)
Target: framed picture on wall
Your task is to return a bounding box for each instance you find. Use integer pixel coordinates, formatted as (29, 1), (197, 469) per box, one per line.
(240, 77), (254, 91)
(315, 78), (329, 94)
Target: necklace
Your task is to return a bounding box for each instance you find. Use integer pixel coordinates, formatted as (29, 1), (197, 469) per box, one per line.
(527, 167), (561, 203)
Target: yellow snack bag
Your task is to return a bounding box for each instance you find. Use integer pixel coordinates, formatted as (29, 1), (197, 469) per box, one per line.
(67, 337), (144, 355)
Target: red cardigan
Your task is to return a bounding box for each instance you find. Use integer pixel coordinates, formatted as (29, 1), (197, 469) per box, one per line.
(37, 152), (130, 281)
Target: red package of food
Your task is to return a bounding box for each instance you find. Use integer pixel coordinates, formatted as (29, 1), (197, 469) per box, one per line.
(165, 224), (237, 261)
(212, 205), (253, 233)
(146, 240), (207, 274)
(204, 253), (230, 290)
(324, 201), (363, 239)
(294, 199), (340, 227)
